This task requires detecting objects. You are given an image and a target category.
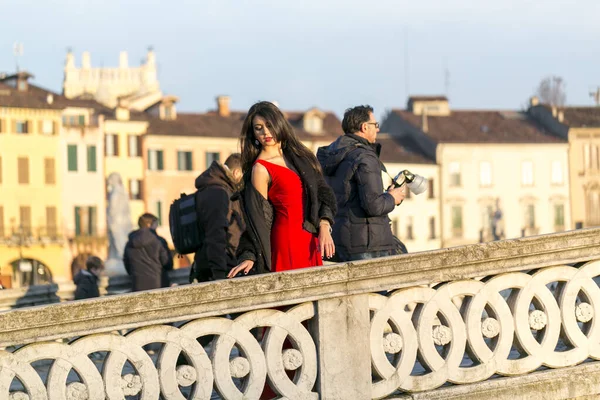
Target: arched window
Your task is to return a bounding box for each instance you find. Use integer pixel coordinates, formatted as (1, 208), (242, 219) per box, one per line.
(10, 258), (53, 287)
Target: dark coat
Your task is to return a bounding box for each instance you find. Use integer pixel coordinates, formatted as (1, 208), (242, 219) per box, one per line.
(317, 134), (397, 257)
(236, 150), (337, 274)
(192, 161), (245, 282)
(123, 228), (172, 291)
(73, 270), (100, 300)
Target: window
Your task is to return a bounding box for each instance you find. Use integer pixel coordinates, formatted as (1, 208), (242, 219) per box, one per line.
(18, 157), (29, 184)
(521, 161), (533, 186)
(449, 162), (461, 187)
(206, 152), (220, 169)
(0, 206), (4, 237)
(128, 135), (141, 157)
(87, 145), (97, 172)
(41, 120), (54, 135)
(67, 144), (78, 172)
(451, 205), (463, 238)
(406, 216), (414, 240)
(428, 178), (434, 199)
(525, 204), (536, 229)
(20, 206), (31, 235)
(105, 134), (118, 156)
(178, 151), (193, 171)
(16, 120), (28, 134)
(480, 205), (494, 242)
(74, 206), (97, 236)
(584, 144), (600, 171)
(429, 217), (436, 239)
(156, 201), (162, 226)
(304, 116), (323, 133)
(44, 158), (55, 184)
(46, 206), (57, 237)
(587, 187), (600, 226)
(554, 204), (565, 231)
(129, 179), (143, 200)
(164, 106), (173, 120)
(148, 149), (164, 171)
(480, 162), (492, 187)
(391, 218), (398, 236)
(551, 161), (563, 184)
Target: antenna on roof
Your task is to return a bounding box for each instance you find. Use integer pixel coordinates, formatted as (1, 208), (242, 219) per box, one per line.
(404, 28), (410, 100)
(13, 42), (23, 72)
(589, 87), (600, 106)
(443, 57), (450, 97)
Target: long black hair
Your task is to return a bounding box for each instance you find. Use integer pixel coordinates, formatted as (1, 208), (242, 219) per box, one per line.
(240, 101), (322, 175)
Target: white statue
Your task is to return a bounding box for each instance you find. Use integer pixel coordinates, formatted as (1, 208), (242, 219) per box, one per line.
(105, 172), (133, 276)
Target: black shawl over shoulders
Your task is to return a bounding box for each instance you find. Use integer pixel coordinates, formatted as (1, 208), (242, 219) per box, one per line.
(236, 150), (337, 274)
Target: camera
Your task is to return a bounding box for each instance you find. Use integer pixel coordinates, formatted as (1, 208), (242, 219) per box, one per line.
(391, 170), (428, 195)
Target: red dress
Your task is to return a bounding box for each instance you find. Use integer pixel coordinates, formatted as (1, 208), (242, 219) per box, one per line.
(255, 159), (322, 271)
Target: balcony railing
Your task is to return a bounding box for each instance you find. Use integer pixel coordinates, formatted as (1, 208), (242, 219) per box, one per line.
(0, 229), (600, 399)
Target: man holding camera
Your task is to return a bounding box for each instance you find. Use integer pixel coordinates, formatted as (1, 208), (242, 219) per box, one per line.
(317, 105), (406, 262)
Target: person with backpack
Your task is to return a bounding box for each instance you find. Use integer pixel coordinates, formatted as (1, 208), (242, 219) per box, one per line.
(190, 153), (245, 282)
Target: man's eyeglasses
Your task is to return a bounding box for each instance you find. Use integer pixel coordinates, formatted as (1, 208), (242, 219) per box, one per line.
(365, 122), (380, 129)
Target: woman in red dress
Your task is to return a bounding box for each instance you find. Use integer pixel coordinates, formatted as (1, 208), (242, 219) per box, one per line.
(228, 101), (337, 277)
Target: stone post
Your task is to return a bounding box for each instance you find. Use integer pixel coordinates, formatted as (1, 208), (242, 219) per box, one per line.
(313, 294), (372, 400)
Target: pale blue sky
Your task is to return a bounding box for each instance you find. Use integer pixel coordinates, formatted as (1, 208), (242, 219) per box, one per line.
(1, 0), (599, 117)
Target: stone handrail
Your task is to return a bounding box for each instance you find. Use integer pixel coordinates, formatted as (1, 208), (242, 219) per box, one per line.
(0, 268), (191, 311)
(1, 228), (600, 399)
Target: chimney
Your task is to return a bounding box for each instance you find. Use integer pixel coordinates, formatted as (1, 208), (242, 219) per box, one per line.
(530, 96), (539, 107)
(216, 95), (231, 117)
(557, 110), (564, 123)
(421, 110), (429, 133)
(551, 106), (557, 117)
(46, 94), (54, 105)
(82, 51), (91, 69)
(119, 51), (128, 68)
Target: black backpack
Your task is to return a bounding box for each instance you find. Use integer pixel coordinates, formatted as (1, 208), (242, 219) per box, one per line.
(169, 192), (202, 255)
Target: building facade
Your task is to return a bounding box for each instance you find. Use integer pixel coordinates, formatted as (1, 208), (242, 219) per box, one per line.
(382, 96), (571, 248)
(529, 99), (600, 228)
(377, 134), (441, 252)
(0, 73), (67, 287)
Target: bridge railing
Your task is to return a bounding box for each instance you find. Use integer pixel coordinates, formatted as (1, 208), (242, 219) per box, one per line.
(1, 228), (600, 399)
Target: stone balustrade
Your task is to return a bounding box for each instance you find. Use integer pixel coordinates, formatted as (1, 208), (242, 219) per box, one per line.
(1, 228), (600, 399)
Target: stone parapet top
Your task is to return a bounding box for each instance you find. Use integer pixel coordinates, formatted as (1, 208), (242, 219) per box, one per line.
(1, 228), (599, 347)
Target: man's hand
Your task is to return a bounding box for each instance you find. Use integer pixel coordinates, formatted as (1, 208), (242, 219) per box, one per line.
(227, 260), (255, 278)
(387, 185), (406, 205)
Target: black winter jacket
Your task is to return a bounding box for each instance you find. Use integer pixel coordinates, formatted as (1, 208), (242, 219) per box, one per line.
(192, 161), (245, 281)
(317, 134), (396, 256)
(73, 269), (100, 300)
(236, 150), (337, 274)
(123, 228), (173, 291)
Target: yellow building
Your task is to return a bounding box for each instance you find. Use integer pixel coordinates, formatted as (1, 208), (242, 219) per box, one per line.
(382, 96), (571, 248)
(529, 98), (600, 228)
(0, 72), (67, 287)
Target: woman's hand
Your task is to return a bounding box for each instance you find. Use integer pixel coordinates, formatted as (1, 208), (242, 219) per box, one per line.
(319, 221), (335, 259)
(227, 260), (255, 278)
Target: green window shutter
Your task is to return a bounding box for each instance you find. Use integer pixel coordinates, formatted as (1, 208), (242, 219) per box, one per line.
(157, 150), (164, 170)
(89, 206), (97, 235)
(74, 206), (81, 236)
(186, 152), (192, 170)
(177, 151), (183, 171)
(67, 145), (78, 172)
(156, 201), (162, 225)
(87, 145), (97, 172)
(78, 115), (85, 126)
